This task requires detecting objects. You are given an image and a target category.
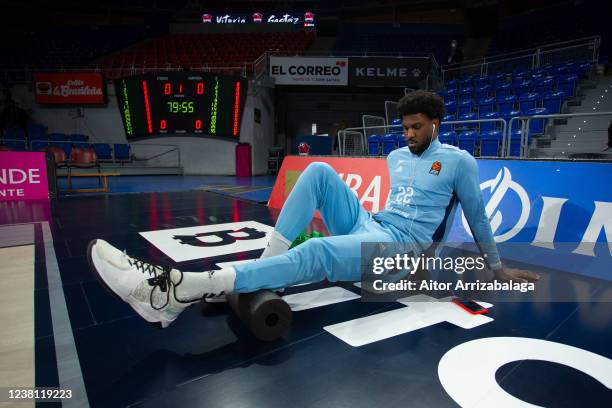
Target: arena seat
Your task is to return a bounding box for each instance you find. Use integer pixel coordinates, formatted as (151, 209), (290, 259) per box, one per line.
(368, 135), (382, 156)
(457, 100), (474, 116)
(557, 74), (579, 97)
(494, 83), (513, 98)
(501, 109), (523, 132)
(478, 111), (501, 132)
(519, 92), (539, 111)
(69, 148), (100, 172)
(382, 134), (397, 155)
(541, 91), (565, 114)
(535, 77), (555, 94)
(513, 79), (533, 95)
(444, 100), (457, 116)
(92, 143), (113, 161)
(456, 112), (478, 132)
(526, 107), (549, 135)
(438, 131), (457, 146)
(40, 146), (68, 168)
(498, 95), (517, 115)
(457, 131), (478, 155)
(114, 144), (131, 162)
(475, 84), (492, 100)
(509, 130), (524, 157)
(458, 87), (473, 102)
(479, 130), (503, 157)
(477, 97), (496, 115)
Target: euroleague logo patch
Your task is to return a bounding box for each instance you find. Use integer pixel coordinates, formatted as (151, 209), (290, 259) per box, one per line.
(429, 161), (442, 175)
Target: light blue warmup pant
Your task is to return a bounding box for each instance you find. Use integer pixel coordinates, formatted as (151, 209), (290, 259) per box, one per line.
(233, 162), (414, 292)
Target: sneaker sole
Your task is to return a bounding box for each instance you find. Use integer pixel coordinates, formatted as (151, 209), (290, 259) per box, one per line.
(86, 240), (163, 330)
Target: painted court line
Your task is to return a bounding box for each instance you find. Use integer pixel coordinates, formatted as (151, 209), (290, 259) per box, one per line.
(42, 221), (89, 407)
(282, 287), (361, 312)
(324, 294), (494, 347)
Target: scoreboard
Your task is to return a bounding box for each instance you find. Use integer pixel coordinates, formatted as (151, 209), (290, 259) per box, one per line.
(115, 72), (248, 140)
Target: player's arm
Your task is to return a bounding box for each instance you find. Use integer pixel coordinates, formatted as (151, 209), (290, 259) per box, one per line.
(454, 154), (539, 283)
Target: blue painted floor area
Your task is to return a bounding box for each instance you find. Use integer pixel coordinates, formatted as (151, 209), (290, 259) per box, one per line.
(56, 175), (277, 197)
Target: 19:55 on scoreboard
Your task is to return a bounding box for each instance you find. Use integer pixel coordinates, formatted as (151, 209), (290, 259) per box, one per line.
(115, 73), (248, 140)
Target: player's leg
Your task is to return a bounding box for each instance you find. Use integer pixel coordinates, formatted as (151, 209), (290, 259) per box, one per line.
(87, 221), (404, 327)
(262, 161), (370, 258)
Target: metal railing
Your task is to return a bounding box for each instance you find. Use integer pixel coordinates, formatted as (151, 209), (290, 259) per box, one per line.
(441, 36), (600, 81)
(129, 143), (182, 168)
(338, 118), (508, 157)
(508, 111), (612, 158)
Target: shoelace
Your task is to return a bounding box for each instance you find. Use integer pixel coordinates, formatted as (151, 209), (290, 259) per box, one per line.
(125, 253), (183, 310)
(126, 252), (219, 309)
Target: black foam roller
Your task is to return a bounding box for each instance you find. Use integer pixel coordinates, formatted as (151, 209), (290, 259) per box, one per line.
(226, 290), (292, 341)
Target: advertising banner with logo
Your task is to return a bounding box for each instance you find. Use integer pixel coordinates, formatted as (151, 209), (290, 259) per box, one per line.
(269, 156), (612, 280)
(269, 57), (349, 86)
(201, 12), (315, 26)
(0, 152), (49, 201)
(348, 57), (431, 87)
(33, 72), (106, 104)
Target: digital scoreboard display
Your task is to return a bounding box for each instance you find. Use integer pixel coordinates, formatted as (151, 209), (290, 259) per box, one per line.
(115, 72), (248, 140)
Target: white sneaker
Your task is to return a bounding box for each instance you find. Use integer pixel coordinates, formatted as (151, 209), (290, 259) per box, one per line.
(87, 239), (216, 328)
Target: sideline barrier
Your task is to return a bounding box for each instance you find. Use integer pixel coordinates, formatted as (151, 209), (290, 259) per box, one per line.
(269, 156), (612, 280)
(0, 152), (51, 201)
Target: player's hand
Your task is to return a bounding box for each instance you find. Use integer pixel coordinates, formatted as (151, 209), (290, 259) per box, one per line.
(494, 268), (540, 283)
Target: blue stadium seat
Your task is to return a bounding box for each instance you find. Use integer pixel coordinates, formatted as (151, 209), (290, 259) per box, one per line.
(478, 111), (501, 133)
(444, 100), (457, 116)
(382, 133), (397, 155)
(488, 73), (506, 84)
(495, 82), (513, 98)
(501, 109), (523, 132)
(456, 112), (478, 132)
(114, 144), (131, 162)
(575, 61), (591, 78)
(438, 131), (457, 146)
(93, 143), (113, 160)
(541, 90), (565, 114)
(458, 99), (475, 116)
(509, 130), (523, 157)
(458, 131), (478, 155)
(552, 65), (569, 76)
(513, 79), (532, 96)
(519, 92), (539, 111)
(526, 107), (549, 135)
(535, 77), (555, 94)
(473, 76), (489, 88)
(368, 135), (382, 156)
(446, 79), (459, 89)
(475, 84), (492, 100)
(478, 97), (496, 115)
(459, 77), (473, 88)
(391, 119), (402, 126)
(498, 95), (517, 115)
(440, 89), (457, 101)
(440, 114), (456, 133)
(557, 74), (578, 97)
(397, 133), (407, 148)
(479, 130), (503, 157)
(458, 87), (474, 102)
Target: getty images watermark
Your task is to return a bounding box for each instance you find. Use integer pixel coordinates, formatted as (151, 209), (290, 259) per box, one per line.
(357, 242), (612, 303)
